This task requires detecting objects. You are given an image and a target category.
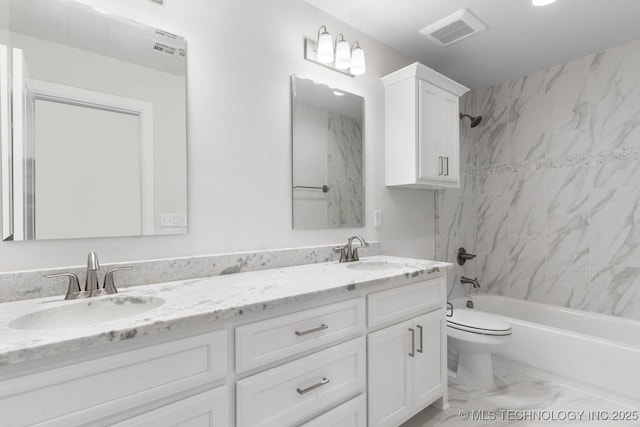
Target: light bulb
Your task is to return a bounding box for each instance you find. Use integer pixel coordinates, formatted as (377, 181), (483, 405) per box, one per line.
(316, 27), (334, 64)
(334, 36), (351, 70)
(350, 43), (365, 76)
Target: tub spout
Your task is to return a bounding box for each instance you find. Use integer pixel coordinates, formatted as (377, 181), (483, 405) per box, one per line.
(461, 276), (480, 288)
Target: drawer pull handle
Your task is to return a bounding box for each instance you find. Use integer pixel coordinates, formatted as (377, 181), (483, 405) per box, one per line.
(409, 328), (415, 357)
(417, 325), (424, 353)
(438, 157), (443, 176)
(296, 377), (330, 395)
(295, 324), (328, 336)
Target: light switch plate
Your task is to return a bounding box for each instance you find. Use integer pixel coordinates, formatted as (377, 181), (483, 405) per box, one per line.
(374, 210), (383, 227)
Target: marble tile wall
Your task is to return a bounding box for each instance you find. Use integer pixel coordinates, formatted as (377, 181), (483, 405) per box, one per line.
(0, 242), (381, 303)
(436, 39), (640, 321)
(326, 113), (364, 227)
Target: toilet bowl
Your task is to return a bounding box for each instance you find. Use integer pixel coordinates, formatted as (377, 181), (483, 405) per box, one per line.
(447, 308), (512, 389)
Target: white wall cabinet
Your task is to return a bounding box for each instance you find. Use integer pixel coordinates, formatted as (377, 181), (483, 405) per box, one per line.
(382, 62), (469, 189)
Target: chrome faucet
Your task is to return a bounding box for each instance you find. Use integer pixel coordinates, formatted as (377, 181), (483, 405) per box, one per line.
(460, 276), (480, 288)
(43, 252), (132, 300)
(335, 236), (370, 262)
(85, 251), (100, 295)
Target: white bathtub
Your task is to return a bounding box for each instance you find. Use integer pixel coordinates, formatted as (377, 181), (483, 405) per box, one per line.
(452, 294), (640, 409)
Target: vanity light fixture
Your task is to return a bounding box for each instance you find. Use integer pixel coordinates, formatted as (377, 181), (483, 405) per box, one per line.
(350, 42), (366, 76)
(532, 0), (558, 6)
(316, 26), (334, 64)
(334, 34), (351, 69)
(304, 26), (366, 77)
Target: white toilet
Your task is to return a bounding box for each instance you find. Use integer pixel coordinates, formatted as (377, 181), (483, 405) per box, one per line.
(447, 308), (512, 389)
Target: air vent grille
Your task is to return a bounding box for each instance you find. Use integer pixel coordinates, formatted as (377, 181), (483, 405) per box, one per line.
(420, 9), (486, 46)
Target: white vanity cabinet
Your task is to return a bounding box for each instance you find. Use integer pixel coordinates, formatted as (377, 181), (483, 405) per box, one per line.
(366, 279), (447, 427)
(0, 261), (450, 427)
(382, 62), (469, 189)
(0, 330), (228, 427)
(235, 298), (367, 427)
(113, 387), (229, 427)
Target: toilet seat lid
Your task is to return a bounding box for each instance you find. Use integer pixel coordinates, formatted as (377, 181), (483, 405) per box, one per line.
(447, 309), (512, 336)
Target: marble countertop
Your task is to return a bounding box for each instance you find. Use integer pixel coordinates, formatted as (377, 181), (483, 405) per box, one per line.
(0, 256), (451, 366)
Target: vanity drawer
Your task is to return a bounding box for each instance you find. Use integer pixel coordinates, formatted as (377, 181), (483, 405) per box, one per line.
(236, 337), (366, 427)
(368, 278), (444, 327)
(0, 330), (227, 427)
(300, 394), (367, 427)
(235, 298), (365, 372)
(113, 386), (229, 427)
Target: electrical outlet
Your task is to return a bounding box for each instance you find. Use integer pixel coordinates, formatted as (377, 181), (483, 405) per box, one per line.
(374, 210), (383, 227)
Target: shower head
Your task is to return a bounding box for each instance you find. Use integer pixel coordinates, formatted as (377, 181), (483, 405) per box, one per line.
(459, 113), (482, 128)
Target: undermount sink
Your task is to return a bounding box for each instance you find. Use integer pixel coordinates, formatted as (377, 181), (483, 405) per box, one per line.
(346, 261), (406, 271)
(9, 295), (165, 330)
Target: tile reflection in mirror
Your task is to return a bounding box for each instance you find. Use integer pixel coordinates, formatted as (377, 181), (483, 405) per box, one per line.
(291, 76), (364, 229)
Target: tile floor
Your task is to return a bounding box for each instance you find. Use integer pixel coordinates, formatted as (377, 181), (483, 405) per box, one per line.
(403, 362), (639, 426)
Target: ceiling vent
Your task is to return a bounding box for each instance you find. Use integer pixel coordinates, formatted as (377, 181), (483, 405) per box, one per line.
(419, 9), (487, 46)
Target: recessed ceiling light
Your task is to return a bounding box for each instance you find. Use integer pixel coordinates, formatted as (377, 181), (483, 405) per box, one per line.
(532, 0), (558, 6)
(333, 91), (345, 96)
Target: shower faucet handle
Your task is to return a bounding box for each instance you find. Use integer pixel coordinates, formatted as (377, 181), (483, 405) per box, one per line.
(457, 247), (476, 265)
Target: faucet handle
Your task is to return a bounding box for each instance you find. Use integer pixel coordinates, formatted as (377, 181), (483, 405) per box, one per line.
(44, 273), (83, 300)
(333, 246), (347, 263)
(103, 267), (133, 295)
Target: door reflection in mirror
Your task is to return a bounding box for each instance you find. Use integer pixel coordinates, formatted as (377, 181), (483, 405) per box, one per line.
(0, 0), (187, 241)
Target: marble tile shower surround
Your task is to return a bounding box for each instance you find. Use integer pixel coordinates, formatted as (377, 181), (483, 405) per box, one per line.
(0, 242), (381, 303)
(326, 113), (364, 227)
(436, 38), (640, 321)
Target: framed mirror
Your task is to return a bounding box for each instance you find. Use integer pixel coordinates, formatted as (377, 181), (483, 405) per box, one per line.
(291, 76), (364, 229)
(0, 0), (187, 240)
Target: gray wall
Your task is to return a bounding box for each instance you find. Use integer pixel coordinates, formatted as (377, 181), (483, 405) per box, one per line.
(437, 39), (640, 321)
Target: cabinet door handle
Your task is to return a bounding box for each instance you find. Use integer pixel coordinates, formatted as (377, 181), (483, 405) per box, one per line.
(438, 157), (443, 176)
(295, 324), (328, 336)
(408, 328), (415, 357)
(417, 325), (423, 353)
(296, 377), (330, 395)
(444, 157), (449, 176)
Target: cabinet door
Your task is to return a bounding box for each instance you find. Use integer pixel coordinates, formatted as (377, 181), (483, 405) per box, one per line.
(412, 310), (444, 409)
(439, 91), (460, 183)
(417, 79), (442, 182)
(367, 320), (413, 427)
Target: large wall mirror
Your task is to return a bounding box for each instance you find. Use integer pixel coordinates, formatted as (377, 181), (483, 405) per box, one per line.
(291, 76), (364, 229)
(0, 0), (187, 240)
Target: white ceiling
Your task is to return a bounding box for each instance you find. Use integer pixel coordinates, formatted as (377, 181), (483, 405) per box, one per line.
(303, 0), (640, 89)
